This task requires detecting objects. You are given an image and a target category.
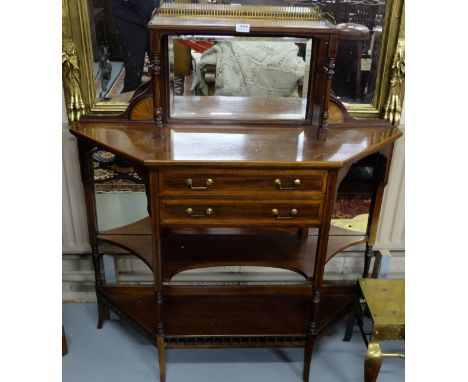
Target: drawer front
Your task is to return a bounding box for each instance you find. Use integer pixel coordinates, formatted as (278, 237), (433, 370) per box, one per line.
(159, 169), (327, 198)
(160, 199), (323, 226)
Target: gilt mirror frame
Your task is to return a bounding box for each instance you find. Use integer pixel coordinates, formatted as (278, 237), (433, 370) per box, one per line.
(62, 0), (404, 124)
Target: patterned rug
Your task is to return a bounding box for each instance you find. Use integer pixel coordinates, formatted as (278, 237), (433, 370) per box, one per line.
(104, 54), (151, 99)
(105, 67), (125, 98)
(332, 193), (371, 219)
(93, 151), (145, 193)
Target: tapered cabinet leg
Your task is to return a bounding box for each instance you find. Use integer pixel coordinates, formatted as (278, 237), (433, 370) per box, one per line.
(363, 244), (374, 278)
(157, 336), (166, 382)
(365, 342), (383, 382)
(97, 299), (106, 329)
(343, 304), (356, 342)
(303, 336), (315, 382)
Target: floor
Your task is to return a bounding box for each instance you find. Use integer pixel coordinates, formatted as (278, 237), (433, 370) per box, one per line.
(62, 304), (404, 382)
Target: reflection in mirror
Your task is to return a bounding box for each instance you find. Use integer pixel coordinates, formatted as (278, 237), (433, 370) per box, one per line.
(91, 148), (148, 231)
(83, 0), (389, 107)
(88, 0), (157, 103)
(313, 0), (387, 103)
(168, 35), (312, 120)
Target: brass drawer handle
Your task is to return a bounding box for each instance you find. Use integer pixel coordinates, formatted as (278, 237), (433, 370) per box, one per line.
(186, 207), (214, 218)
(186, 178), (214, 190)
(271, 208), (298, 219)
(274, 178), (301, 190)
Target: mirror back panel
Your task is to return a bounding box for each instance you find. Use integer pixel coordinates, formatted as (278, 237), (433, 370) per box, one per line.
(149, 3), (338, 127)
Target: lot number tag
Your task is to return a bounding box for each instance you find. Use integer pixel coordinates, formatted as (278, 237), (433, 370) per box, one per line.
(236, 24), (250, 33)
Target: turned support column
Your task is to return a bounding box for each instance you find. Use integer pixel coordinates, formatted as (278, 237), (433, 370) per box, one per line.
(77, 139), (108, 328)
(304, 170), (338, 381)
(149, 170), (166, 382)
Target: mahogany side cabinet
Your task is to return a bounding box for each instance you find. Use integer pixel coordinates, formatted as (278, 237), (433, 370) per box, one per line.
(69, 3), (402, 381)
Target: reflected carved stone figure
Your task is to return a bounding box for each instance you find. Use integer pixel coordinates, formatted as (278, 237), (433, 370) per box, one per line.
(62, 39), (86, 122)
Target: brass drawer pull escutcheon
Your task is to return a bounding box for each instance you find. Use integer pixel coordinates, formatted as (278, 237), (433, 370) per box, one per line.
(186, 207), (214, 218)
(186, 178), (214, 190)
(271, 208), (298, 219)
(274, 178), (301, 190)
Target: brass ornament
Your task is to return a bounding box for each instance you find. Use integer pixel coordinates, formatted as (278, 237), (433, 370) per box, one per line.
(155, 3), (324, 20)
(274, 178), (301, 190)
(384, 39), (405, 126)
(186, 207), (214, 218)
(186, 178), (214, 190)
(62, 39), (86, 122)
(271, 208), (298, 218)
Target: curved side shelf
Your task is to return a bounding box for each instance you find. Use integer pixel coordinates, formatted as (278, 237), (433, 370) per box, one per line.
(325, 225), (367, 264)
(96, 218), (367, 279)
(98, 217), (152, 235)
(98, 217), (153, 272)
(98, 234), (153, 272)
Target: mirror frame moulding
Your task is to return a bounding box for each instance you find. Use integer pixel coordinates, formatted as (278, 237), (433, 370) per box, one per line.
(62, 0), (404, 123)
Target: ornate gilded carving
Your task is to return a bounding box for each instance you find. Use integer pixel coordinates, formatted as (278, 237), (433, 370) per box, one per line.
(384, 39), (405, 126)
(62, 39), (86, 122)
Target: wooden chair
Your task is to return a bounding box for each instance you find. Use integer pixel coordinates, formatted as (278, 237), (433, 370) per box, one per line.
(333, 23), (371, 101)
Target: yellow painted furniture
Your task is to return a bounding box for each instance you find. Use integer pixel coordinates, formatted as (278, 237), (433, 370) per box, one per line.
(358, 279), (405, 382)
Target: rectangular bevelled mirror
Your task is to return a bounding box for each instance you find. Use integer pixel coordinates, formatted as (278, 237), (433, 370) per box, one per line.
(168, 35), (313, 121)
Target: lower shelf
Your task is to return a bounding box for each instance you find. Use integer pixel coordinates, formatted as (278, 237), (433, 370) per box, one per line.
(98, 284), (354, 348)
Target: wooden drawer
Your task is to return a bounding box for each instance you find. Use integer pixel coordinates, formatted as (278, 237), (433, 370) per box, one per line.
(159, 169), (327, 198)
(160, 199), (323, 226)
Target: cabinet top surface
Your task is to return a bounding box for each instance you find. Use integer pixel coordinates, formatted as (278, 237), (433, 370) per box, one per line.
(70, 122), (402, 168)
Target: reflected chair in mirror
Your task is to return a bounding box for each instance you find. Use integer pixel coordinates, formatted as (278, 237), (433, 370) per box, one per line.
(366, 25), (383, 103)
(333, 23), (371, 101)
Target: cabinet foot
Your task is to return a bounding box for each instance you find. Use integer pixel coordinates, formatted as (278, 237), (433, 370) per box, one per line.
(97, 300), (106, 329)
(303, 336), (316, 382)
(157, 336), (166, 382)
(365, 342), (383, 382)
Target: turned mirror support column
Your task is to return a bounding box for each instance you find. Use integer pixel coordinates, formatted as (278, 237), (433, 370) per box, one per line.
(317, 36), (338, 141)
